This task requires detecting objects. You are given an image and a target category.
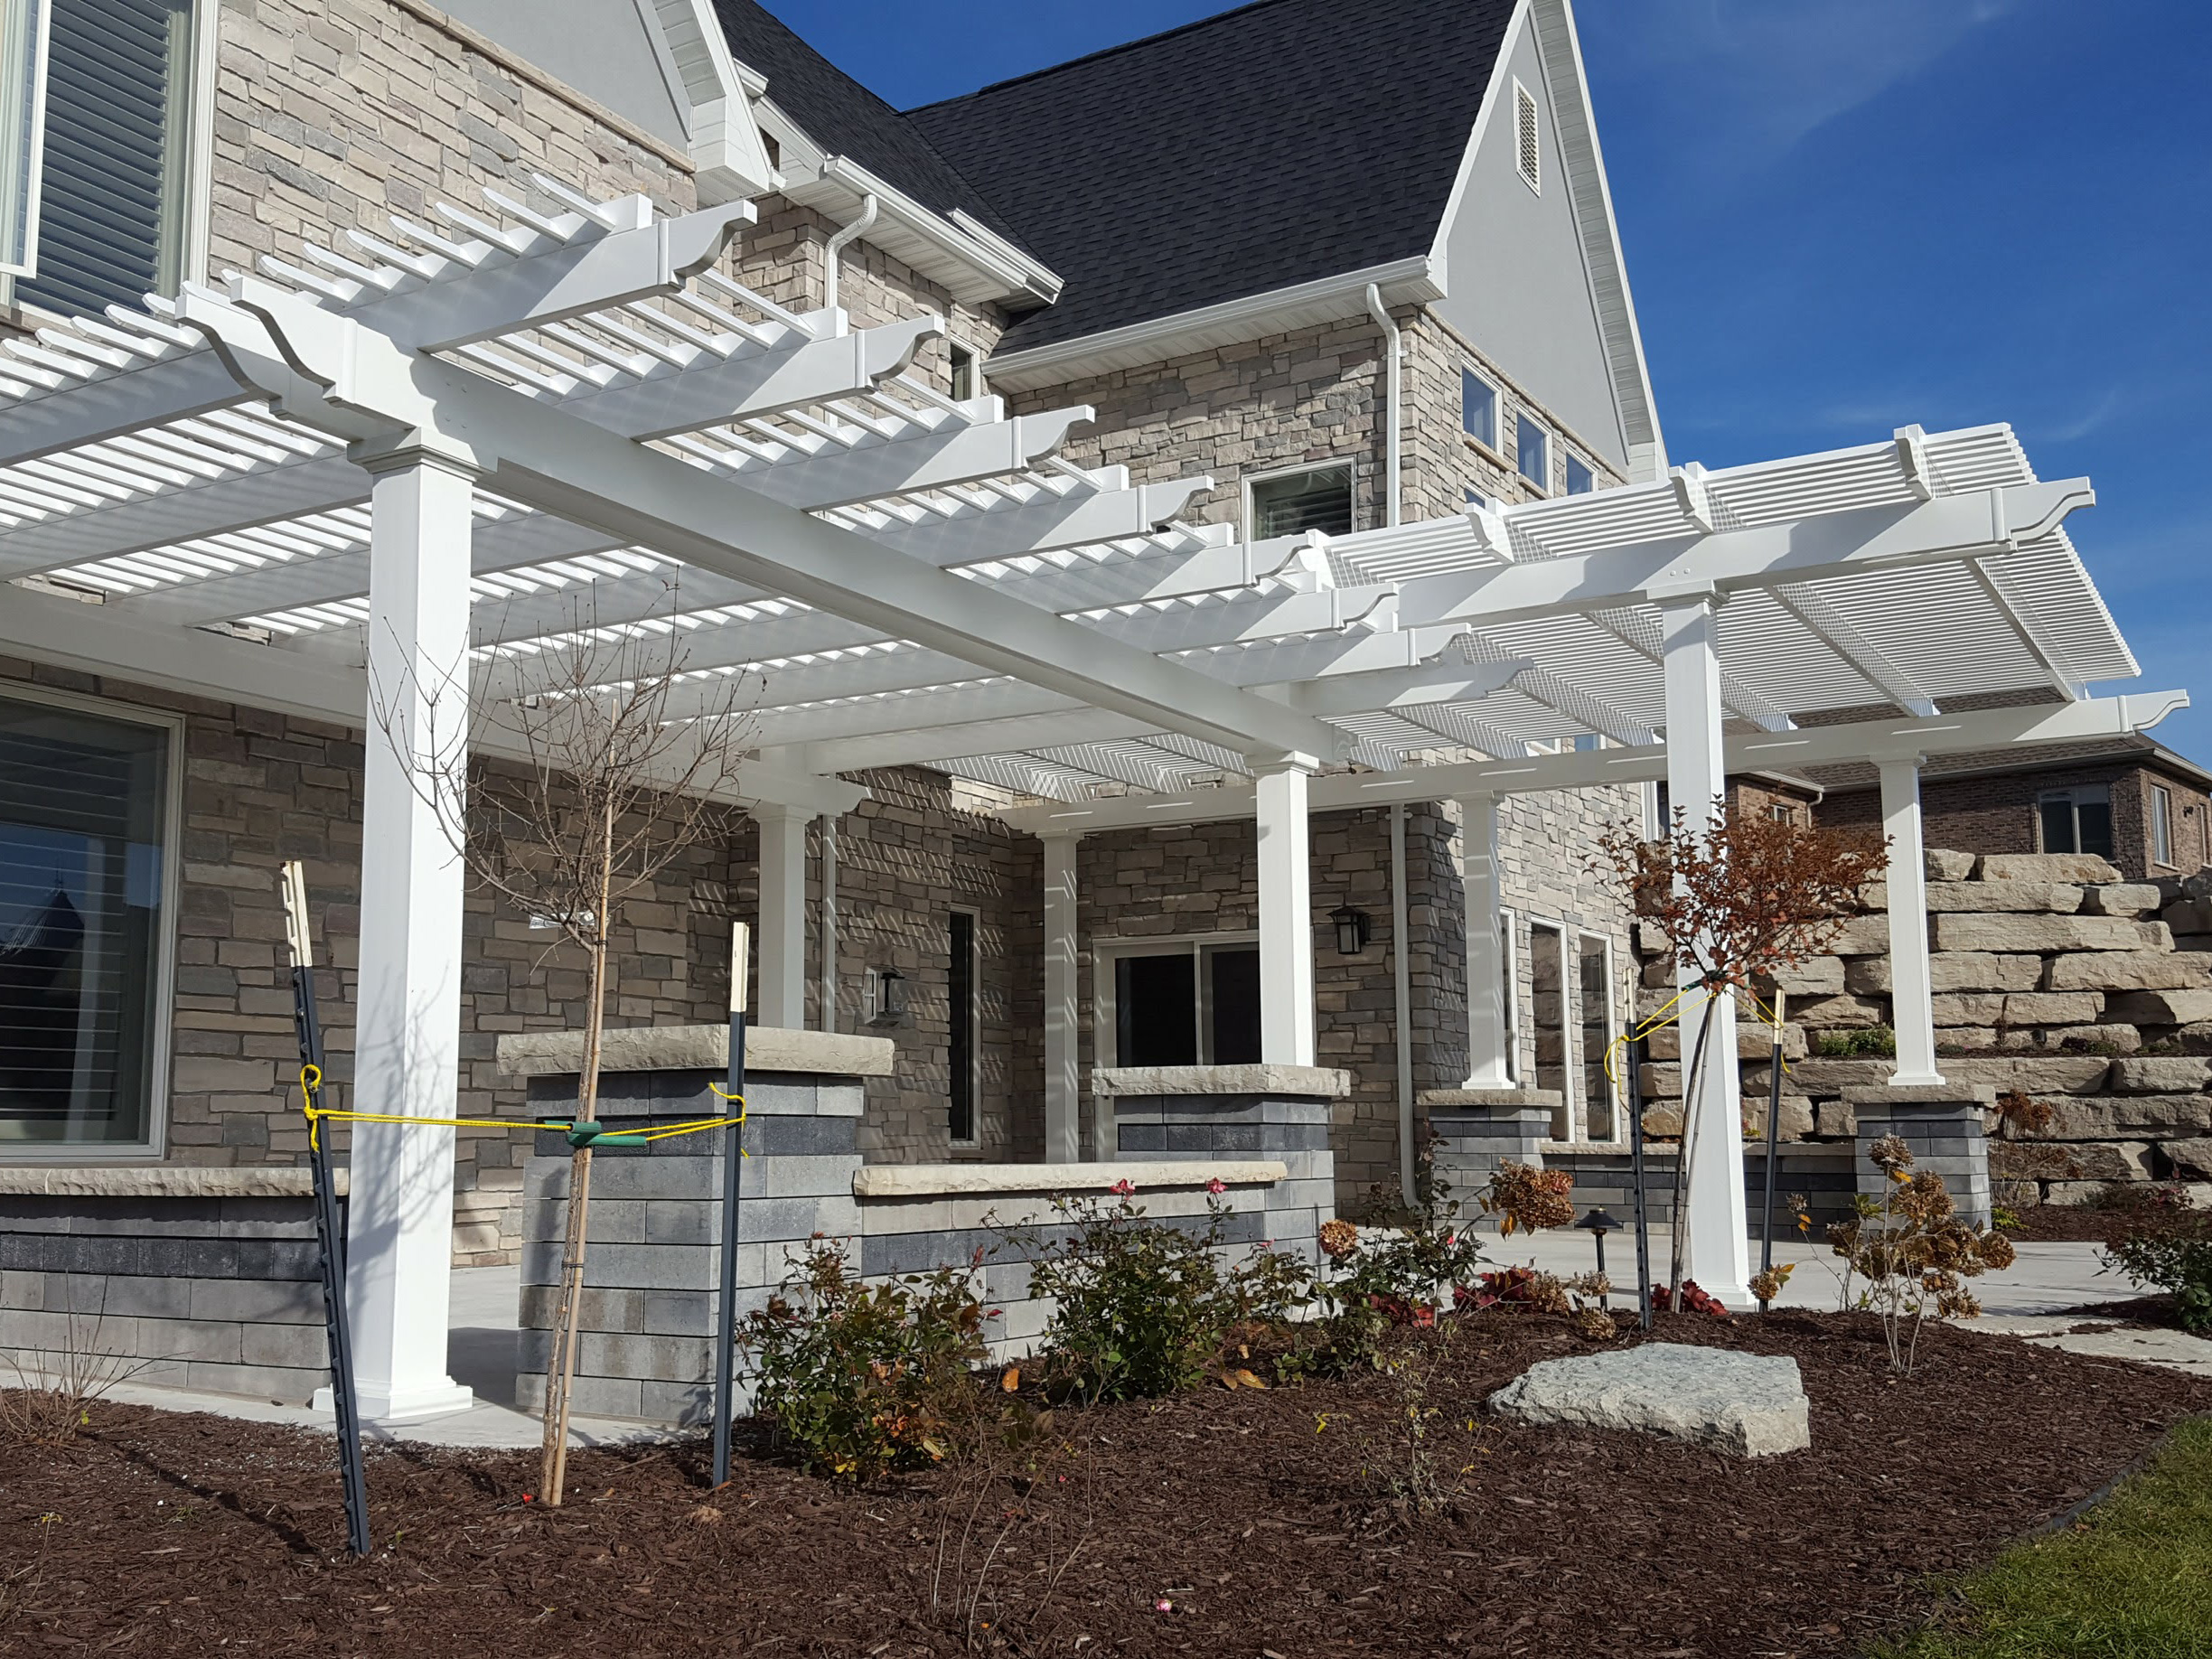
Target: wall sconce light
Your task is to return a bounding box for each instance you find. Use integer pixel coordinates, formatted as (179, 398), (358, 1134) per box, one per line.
(867, 966), (908, 1026)
(1329, 904), (1370, 955)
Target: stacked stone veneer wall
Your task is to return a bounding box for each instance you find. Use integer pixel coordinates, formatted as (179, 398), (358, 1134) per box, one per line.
(1630, 849), (2212, 1204)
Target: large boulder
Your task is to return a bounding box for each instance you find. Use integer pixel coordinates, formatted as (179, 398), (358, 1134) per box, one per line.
(2016, 1096), (2212, 1139)
(1926, 848), (1978, 882)
(2106, 1057), (2212, 1094)
(1487, 1343), (1810, 1457)
(2083, 884), (2166, 917)
(2106, 989), (2212, 1026)
(1932, 915), (2170, 954)
(2001, 991), (2105, 1025)
(1926, 881), (2081, 914)
(1990, 1140), (2154, 1183)
(2169, 1139), (2212, 1180)
(1849, 952), (2043, 996)
(2046, 954), (2212, 994)
(1942, 1055), (2117, 1094)
(1978, 852), (2124, 884)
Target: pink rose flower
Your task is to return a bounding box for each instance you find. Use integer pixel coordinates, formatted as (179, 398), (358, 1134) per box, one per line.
(1111, 1178), (1136, 1196)
(1205, 1177), (1226, 1195)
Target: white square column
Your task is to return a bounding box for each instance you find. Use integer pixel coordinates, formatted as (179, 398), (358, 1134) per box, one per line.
(755, 803), (811, 1029)
(1255, 760), (1317, 1066)
(1455, 792), (1513, 1088)
(1657, 589), (1750, 1305)
(1042, 831), (1080, 1161)
(1879, 756), (1946, 1088)
(347, 453), (477, 1423)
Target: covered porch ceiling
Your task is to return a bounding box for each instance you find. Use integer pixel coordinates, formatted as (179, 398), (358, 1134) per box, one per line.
(0, 176), (2179, 816)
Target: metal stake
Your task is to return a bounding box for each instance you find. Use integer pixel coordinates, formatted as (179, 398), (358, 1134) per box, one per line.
(281, 862), (370, 1558)
(711, 923), (752, 1488)
(1626, 1034), (1654, 1332)
(1758, 988), (1788, 1311)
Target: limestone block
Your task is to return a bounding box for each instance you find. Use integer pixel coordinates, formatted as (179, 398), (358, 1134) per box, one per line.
(2022, 1096), (2212, 1139)
(1857, 881), (1889, 912)
(1825, 914), (1894, 955)
(1989, 1140), (2152, 1183)
(2106, 990), (2212, 1026)
(1786, 1057), (1903, 1094)
(2107, 1057), (2212, 1094)
(1941, 1055), (2117, 1094)
(1632, 921), (1672, 960)
(2000, 992), (2104, 1026)
(1849, 954), (2043, 996)
(1645, 1023), (1805, 1061)
(2046, 953), (2212, 994)
(1977, 852), (2123, 885)
(2083, 884), (2165, 917)
(1926, 849), (1977, 882)
(1741, 1095), (1815, 1141)
(2168, 1139), (2212, 1179)
(1931, 994), (2008, 1027)
(1926, 881), (2082, 914)
(2039, 1024), (2141, 1055)
(1487, 1344), (1810, 1457)
(1793, 995), (1887, 1029)
(2161, 898), (2212, 935)
(1767, 957), (1845, 998)
(1932, 914), (2170, 954)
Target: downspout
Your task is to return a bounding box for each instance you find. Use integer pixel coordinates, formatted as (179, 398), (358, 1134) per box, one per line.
(1364, 282), (1402, 528)
(819, 814), (838, 1032)
(822, 192), (879, 314)
(1391, 802), (1417, 1211)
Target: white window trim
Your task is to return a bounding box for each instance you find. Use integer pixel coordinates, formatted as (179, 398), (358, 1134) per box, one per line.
(948, 905), (980, 1147)
(1514, 410), (1551, 494)
(1573, 930), (1625, 1148)
(1092, 929), (1262, 1070)
(1497, 905), (1521, 1086)
(1513, 77), (1541, 195)
(0, 678), (183, 1163)
(2151, 784), (2174, 868)
(1525, 916), (1573, 1139)
(1460, 363), (1501, 454)
(1241, 458), (1356, 541)
(947, 340), (980, 404)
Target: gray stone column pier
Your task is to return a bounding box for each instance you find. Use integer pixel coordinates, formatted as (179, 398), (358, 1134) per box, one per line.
(1846, 1083), (1996, 1229)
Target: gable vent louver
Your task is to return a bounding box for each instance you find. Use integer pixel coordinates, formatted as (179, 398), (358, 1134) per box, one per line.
(1514, 80), (1541, 194)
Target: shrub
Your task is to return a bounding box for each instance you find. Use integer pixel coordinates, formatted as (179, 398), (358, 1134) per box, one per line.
(1829, 1136), (2015, 1373)
(1481, 1162), (1576, 1234)
(2105, 1220), (2212, 1334)
(1317, 1204), (1487, 1364)
(1992, 1089), (2057, 1139)
(741, 1240), (989, 1480)
(1814, 1026), (1898, 1058)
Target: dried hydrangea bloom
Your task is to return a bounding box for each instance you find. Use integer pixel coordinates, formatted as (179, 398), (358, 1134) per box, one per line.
(1317, 1218), (1361, 1261)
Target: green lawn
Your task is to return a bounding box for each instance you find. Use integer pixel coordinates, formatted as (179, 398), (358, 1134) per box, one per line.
(1880, 1418), (2212, 1658)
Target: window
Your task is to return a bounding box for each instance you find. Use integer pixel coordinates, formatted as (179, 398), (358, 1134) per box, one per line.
(1105, 938), (1261, 1068)
(1515, 413), (1548, 490)
(1767, 802), (1799, 826)
(1514, 79), (1540, 193)
(1528, 922), (1568, 1137)
(1577, 934), (1618, 1142)
(1565, 454), (1594, 495)
(0, 684), (175, 1152)
(948, 342), (978, 402)
(2152, 785), (2174, 868)
(14, 0), (198, 318)
(948, 910), (977, 1144)
(0, 0), (50, 277)
(2039, 786), (2114, 860)
(1460, 368), (1498, 450)
(1248, 464), (1353, 539)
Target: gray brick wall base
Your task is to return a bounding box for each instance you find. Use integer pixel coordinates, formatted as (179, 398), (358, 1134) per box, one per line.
(1851, 1089), (1996, 1229)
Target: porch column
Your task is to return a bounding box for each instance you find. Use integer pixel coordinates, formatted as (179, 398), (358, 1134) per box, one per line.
(1255, 759), (1317, 1066)
(1657, 589), (1750, 1304)
(1879, 756), (1945, 1088)
(348, 452), (477, 1422)
(1456, 792), (1513, 1087)
(755, 804), (811, 1029)
(1042, 831), (1080, 1161)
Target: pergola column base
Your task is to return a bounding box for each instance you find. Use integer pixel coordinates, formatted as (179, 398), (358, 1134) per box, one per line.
(1421, 1087), (1561, 1226)
(1846, 1083), (1996, 1229)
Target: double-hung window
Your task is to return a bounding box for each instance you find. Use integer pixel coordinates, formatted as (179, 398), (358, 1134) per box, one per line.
(1565, 454), (1594, 495)
(2039, 785), (2114, 860)
(1248, 463), (1353, 539)
(0, 684), (177, 1154)
(2151, 785), (2174, 868)
(948, 910), (978, 1145)
(3, 0), (201, 318)
(1461, 368), (1498, 451)
(1104, 937), (1261, 1069)
(1516, 413), (1549, 491)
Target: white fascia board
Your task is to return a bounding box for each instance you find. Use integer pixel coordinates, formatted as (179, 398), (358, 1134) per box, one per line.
(982, 256), (1443, 393)
(644, 0), (780, 202)
(992, 691), (2192, 834)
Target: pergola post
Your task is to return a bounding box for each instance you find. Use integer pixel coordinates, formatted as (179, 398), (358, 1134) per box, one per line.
(1879, 756), (1946, 1088)
(1255, 759), (1318, 1067)
(1657, 589), (1750, 1305)
(1042, 831), (1081, 1161)
(346, 451), (478, 1423)
(755, 803), (811, 1028)
(1456, 792), (1514, 1088)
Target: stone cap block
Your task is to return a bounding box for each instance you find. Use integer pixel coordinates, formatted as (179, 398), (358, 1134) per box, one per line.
(1977, 851), (2123, 885)
(498, 1024), (895, 1079)
(1842, 1083), (1999, 1107)
(851, 1159), (1287, 1199)
(1092, 1064), (1351, 1099)
(0, 1165), (344, 1198)
(1419, 1088), (1566, 1109)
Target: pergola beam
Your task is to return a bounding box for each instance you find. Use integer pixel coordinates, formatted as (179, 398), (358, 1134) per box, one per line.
(1772, 581), (1938, 717)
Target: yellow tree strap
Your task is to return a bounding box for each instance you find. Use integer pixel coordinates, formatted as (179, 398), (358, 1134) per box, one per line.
(295, 1064), (745, 1146)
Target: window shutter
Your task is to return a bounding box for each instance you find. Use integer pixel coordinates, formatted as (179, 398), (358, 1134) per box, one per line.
(15, 0), (183, 318)
(1515, 81), (1541, 192)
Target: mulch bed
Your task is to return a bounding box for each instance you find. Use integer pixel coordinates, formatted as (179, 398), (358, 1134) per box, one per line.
(3, 1311), (2207, 1658)
(2000, 1204), (2145, 1243)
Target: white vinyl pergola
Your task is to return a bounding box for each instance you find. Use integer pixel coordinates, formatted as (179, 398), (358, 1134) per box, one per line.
(0, 177), (2181, 1413)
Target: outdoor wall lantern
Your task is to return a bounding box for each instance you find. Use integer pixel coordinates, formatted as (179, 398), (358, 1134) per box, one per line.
(1573, 1207), (1621, 1307)
(867, 967), (908, 1026)
(1329, 904), (1370, 955)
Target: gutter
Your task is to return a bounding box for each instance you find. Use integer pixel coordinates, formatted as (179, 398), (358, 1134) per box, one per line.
(1391, 801), (1417, 1211)
(1365, 283), (1402, 529)
(822, 193), (878, 314)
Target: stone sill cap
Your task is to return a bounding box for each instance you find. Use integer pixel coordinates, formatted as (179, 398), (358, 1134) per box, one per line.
(1842, 1083), (2001, 1106)
(1420, 1087), (1566, 1109)
(0, 1166), (344, 1198)
(853, 1160), (1287, 1199)
(1092, 1064), (1351, 1099)
(498, 1024), (895, 1079)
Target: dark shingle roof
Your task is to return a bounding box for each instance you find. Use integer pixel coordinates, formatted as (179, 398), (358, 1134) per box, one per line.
(711, 0), (1023, 244)
(907, 0), (1516, 354)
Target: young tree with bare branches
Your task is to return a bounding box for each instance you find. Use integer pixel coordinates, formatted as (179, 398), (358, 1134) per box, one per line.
(371, 592), (755, 1504)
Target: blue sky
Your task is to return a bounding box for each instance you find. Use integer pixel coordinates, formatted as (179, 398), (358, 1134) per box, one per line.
(762, 0), (2212, 760)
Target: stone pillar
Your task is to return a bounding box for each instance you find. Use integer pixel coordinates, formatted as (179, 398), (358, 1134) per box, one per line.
(1420, 1088), (1561, 1223)
(1879, 757), (1945, 1089)
(347, 452), (477, 1423)
(1042, 831), (1081, 1162)
(1658, 588), (1749, 1303)
(1847, 1083), (1994, 1229)
(1455, 792), (1513, 1088)
(1255, 761), (1317, 1067)
(755, 804), (811, 1030)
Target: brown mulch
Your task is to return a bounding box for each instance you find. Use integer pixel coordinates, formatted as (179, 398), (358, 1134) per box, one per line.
(2, 1311), (2207, 1658)
(2069, 1292), (2199, 1332)
(2000, 1204), (2147, 1243)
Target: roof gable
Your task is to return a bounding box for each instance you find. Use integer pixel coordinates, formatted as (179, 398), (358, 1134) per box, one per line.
(908, 0), (1516, 355)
